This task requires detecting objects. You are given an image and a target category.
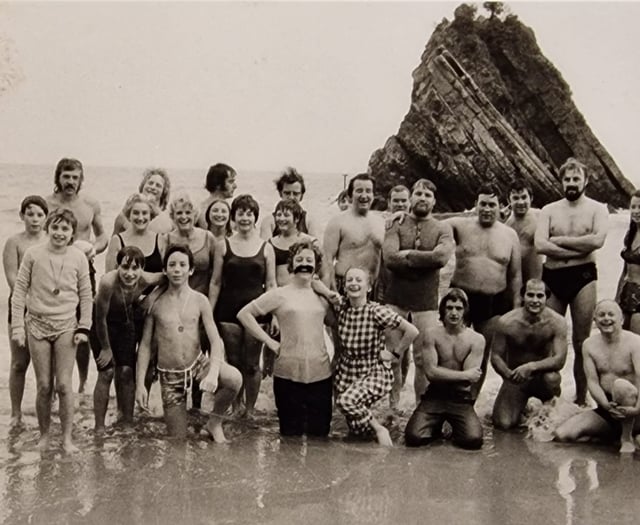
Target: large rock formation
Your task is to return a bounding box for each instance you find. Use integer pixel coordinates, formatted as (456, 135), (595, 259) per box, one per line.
(368, 4), (634, 211)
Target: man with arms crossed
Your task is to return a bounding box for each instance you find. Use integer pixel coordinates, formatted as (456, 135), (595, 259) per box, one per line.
(491, 279), (568, 430)
(535, 158), (608, 405)
(46, 158), (108, 393)
(323, 173), (385, 293)
(506, 181), (543, 282)
(554, 300), (640, 453)
(383, 179), (454, 407)
(404, 288), (485, 449)
(447, 184), (522, 396)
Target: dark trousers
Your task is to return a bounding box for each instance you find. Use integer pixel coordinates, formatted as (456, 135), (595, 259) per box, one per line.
(273, 376), (333, 437)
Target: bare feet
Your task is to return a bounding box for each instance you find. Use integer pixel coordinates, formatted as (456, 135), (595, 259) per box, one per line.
(9, 415), (24, 430)
(78, 381), (86, 394)
(62, 439), (80, 454)
(204, 420), (229, 444)
(619, 440), (635, 454)
(94, 425), (106, 437)
(374, 425), (393, 447)
(37, 434), (50, 452)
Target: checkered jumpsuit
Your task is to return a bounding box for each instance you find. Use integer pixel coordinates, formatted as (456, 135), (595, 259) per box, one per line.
(334, 300), (402, 435)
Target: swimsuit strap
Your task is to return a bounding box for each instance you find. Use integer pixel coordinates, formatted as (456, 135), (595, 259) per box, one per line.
(117, 234), (125, 248)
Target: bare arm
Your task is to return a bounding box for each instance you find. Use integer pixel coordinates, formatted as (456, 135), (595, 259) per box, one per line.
(104, 235), (121, 272)
(208, 239), (225, 310)
(94, 273), (115, 351)
(264, 243), (277, 292)
(507, 230), (522, 308)
(423, 331), (483, 383)
(111, 212), (129, 237)
(2, 236), (19, 290)
(534, 208), (583, 259)
(583, 343), (612, 410)
(91, 200), (108, 255)
(549, 204), (608, 253)
(627, 347), (640, 416)
(259, 215), (275, 241)
(616, 262), (628, 302)
(237, 301), (280, 354)
(199, 295), (224, 388)
(305, 214), (321, 240)
(322, 217), (341, 290)
(512, 318), (568, 382)
(394, 318), (419, 354)
(135, 310), (155, 409)
(490, 326), (513, 380)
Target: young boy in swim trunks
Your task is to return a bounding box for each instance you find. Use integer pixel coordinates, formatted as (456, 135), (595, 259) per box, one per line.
(3, 195), (48, 429)
(315, 267), (418, 446)
(11, 208), (93, 453)
(91, 246), (165, 435)
(135, 245), (242, 441)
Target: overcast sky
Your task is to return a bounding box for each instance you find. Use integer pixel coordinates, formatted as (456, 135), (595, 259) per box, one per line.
(0, 1), (638, 183)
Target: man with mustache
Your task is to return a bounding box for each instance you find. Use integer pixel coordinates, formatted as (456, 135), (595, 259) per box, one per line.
(323, 173), (385, 295)
(447, 184), (522, 397)
(506, 181), (543, 283)
(382, 179), (454, 408)
(535, 158), (608, 406)
(491, 279), (568, 430)
(46, 158), (108, 393)
(237, 241), (334, 437)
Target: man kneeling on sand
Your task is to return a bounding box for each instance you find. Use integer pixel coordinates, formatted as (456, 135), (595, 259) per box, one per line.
(554, 300), (640, 453)
(136, 245), (242, 441)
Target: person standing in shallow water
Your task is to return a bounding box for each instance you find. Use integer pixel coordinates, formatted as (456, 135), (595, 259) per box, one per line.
(11, 209), (93, 453)
(237, 241), (334, 437)
(136, 245), (242, 441)
(3, 195), (48, 429)
(535, 158), (608, 406)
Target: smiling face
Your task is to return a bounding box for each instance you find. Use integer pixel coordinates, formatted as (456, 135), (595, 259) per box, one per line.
(129, 202), (152, 232)
(522, 280), (547, 316)
(234, 207), (257, 232)
(47, 219), (74, 248)
(274, 208), (296, 233)
(171, 203), (196, 232)
(208, 201), (230, 229)
(21, 204), (47, 234)
(509, 189), (532, 218)
(476, 193), (500, 227)
(141, 174), (165, 204)
(593, 300), (623, 335)
(344, 267), (370, 300)
(117, 260), (143, 288)
(351, 180), (374, 215)
(291, 248), (316, 277)
(562, 167), (587, 202)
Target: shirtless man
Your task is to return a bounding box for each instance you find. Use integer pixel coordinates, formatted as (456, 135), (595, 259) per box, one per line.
(491, 279), (568, 430)
(46, 158), (108, 393)
(535, 158), (608, 405)
(260, 167), (319, 239)
(447, 184), (522, 395)
(383, 179), (454, 407)
(554, 300), (640, 453)
(404, 288), (485, 449)
(323, 173), (385, 293)
(135, 245), (242, 441)
(196, 163), (237, 229)
(506, 181), (543, 282)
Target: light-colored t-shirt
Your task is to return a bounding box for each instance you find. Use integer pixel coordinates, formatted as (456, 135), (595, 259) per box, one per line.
(252, 285), (331, 384)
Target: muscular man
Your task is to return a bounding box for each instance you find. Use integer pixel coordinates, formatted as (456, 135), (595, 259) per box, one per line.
(46, 157), (108, 393)
(506, 181), (543, 282)
(535, 158), (608, 405)
(404, 288), (485, 450)
(323, 173), (385, 293)
(382, 179), (454, 407)
(260, 167), (319, 239)
(447, 184), (522, 396)
(196, 163), (237, 228)
(554, 300), (640, 453)
(491, 279), (568, 430)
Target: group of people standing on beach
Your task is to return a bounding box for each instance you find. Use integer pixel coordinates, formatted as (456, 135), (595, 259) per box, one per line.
(3, 156), (640, 454)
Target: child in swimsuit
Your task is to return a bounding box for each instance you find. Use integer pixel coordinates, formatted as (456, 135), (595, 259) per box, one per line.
(2, 195), (48, 429)
(136, 245), (242, 441)
(91, 246), (164, 435)
(11, 208), (93, 453)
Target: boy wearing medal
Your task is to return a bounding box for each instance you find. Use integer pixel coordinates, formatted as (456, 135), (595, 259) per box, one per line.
(135, 245), (242, 441)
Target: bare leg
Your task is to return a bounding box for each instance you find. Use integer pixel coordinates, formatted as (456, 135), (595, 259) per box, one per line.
(386, 306), (410, 410)
(8, 330), (30, 427)
(114, 366), (135, 425)
(370, 417), (393, 447)
(470, 315), (500, 399)
(612, 378), (638, 453)
(553, 410), (611, 443)
(242, 330), (263, 417)
(411, 311), (437, 404)
(205, 362), (242, 443)
(219, 323), (243, 413)
(54, 331), (79, 453)
(76, 340), (90, 394)
(93, 367), (114, 435)
(164, 404), (188, 439)
(27, 333), (54, 451)
(570, 282), (597, 406)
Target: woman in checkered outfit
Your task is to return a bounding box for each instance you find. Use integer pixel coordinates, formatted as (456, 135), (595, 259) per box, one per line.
(331, 267), (418, 446)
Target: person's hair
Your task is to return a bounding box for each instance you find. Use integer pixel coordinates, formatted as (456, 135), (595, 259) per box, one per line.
(205, 163), (236, 193)
(116, 246), (145, 269)
(476, 183), (500, 200)
(438, 288), (470, 325)
(138, 168), (171, 211)
(122, 193), (159, 221)
(163, 244), (194, 270)
(54, 158), (84, 193)
(169, 190), (199, 222)
(205, 199), (232, 236)
(623, 189), (640, 250)
(559, 157), (588, 181)
(412, 179), (437, 193)
(509, 180), (532, 196)
(231, 194), (259, 222)
(20, 195), (48, 216)
(45, 208), (78, 239)
(388, 185), (410, 199)
(286, 240), (323, 274)
(275, 167), (306, 197)
(347, 173), (374, 198)
(371, 196), (388, 211)
(274, 198), (304, 224)
(520, 278), (550, 298)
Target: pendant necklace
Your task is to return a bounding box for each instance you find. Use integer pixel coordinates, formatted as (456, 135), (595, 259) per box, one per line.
(174, 291), (191, 333)
(49, 255), (66, 296)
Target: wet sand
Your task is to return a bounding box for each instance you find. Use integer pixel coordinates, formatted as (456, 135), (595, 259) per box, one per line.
(2, 214), (640, 524)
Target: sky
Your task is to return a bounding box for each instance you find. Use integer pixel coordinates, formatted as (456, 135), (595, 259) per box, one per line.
(0, 1), (639, 183)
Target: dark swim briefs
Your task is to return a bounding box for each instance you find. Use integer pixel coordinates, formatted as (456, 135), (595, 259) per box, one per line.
(450, 285), (511, 325)
(542, 262), (597, 305)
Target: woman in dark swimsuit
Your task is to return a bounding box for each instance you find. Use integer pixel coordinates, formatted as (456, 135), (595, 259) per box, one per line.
(210, 195), (276, 418)
(616, 190), (640, 332)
